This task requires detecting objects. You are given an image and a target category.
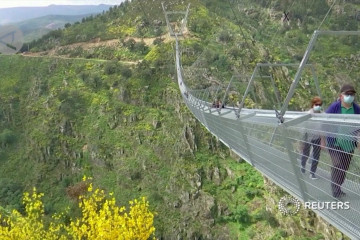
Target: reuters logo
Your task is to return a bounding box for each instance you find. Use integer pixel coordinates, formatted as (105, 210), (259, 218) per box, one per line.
(278, 196), (301, 216)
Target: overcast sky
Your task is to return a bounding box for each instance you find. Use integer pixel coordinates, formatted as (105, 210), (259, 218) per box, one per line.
(0, 0), (123, 8)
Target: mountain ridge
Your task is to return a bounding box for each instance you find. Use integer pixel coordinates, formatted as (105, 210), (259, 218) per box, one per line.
(0, 4), (113, 24)
(15, 14), (95, 42)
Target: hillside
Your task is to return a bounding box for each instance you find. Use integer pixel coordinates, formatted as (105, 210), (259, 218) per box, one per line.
(1, 0), (359, 239)
(15, 14), (96, 42)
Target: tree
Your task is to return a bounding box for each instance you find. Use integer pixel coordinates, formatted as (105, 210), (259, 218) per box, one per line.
(133, 41), (149, 54)
(0, 129), (16, 147)
(104, 62), (118, 75)
(119, 65), (132, 79)
(58, 90), (87, 119)
(123, 38), (136, 50)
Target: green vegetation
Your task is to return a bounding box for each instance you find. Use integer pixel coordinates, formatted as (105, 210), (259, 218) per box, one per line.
(0, 0), (358, 238)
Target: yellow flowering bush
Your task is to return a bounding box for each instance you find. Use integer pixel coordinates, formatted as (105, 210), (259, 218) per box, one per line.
(0, 188), (60, 240)
(67, 182), (156, 239)
(0, 179), (156, 240)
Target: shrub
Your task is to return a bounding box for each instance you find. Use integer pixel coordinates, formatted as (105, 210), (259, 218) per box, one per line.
(0, 177), (156, 240)
(120, 65), (133, 78)
(104, 62), (118, 75)
(228, 47), (241, 59)
(66, 181), (88, 201)
(123, 38), (136, 50)
(133, 41), (149, 54)
(69, 46), (84, 58)
(0, 129), (16, 147)
(153, 38), (164, 46)
(219, 30), (233, 43)
(0, 179), (23, 211)
(232, 205), (251, 224)
(58, 90), (87, 118)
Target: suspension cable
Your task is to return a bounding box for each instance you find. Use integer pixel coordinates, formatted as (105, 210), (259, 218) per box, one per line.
(316, 0), (338, 30)
(226, 0), (251, 48)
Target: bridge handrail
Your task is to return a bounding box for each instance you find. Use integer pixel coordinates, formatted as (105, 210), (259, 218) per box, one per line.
(171, 8), (360, 236)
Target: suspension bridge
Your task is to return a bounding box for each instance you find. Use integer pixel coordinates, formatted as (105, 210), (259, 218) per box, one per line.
(164, 4), (360, 240)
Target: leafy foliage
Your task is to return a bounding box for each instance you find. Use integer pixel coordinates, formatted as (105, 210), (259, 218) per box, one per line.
(0, 178), (156, 240)
(0, 179), (23, 211)
(0, 129), (16, 148)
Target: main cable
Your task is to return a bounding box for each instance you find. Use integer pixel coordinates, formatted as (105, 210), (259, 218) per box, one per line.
(226, 0), (251, 48)
(317, 0), (337, 30)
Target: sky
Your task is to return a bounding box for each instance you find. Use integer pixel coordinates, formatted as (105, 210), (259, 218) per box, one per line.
(0, 0), (123, 8)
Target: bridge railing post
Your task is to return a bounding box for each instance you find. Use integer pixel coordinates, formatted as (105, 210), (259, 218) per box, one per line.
(206, 86), (216, 110)
(219, 76), (234, 113)
(279, 31), (320, 116)
(162, 3), (190, 37)
(161, 3), (174, 36)
(269, 74), (282, 109)
(236, 66), (258, 117)
(181, 4), (191, 33)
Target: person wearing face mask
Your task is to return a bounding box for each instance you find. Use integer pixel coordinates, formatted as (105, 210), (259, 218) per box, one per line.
(300, 96), (323, 180)
(324, 84), (360, 199)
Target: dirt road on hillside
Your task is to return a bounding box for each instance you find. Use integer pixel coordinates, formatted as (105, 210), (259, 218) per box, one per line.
(21, 27), (192, 63)
(21, 54), (140, 65)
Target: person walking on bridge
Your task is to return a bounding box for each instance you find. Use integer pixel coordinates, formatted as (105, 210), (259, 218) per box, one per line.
(325, 84), (360, 198)
(300, 96), (323, 180)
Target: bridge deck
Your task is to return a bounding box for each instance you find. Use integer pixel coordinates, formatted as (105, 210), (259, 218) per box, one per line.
(187, 101), (360, 238)
(175, 31), (360, 239)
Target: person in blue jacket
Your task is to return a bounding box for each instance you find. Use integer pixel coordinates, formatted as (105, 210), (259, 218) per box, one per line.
(325, 84), (360, 198)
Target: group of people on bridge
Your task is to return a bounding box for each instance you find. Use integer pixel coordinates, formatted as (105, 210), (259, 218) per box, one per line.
(300, 83), (360, 199)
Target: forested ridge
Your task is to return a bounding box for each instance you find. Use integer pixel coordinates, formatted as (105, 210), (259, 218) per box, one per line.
(0, 0), (359, 239)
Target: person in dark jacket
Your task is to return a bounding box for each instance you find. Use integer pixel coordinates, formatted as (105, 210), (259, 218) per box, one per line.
(325, 84), (360, 198)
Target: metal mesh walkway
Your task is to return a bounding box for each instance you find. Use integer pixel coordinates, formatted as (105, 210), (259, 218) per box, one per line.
(174, 30), (360, 239)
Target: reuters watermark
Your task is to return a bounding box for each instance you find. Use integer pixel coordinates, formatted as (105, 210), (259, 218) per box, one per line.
(304, 201), (350, 210)
(278, 196), (350, 216)
(278, 196), (301, 215)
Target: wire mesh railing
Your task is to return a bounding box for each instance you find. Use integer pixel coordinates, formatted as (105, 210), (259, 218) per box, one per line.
(174, 29), (360, 238)
(185, 94), (360, 238)
(168, 4), (360, 234)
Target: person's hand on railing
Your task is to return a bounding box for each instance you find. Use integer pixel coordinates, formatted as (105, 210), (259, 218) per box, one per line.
(320, 137), (326, 150)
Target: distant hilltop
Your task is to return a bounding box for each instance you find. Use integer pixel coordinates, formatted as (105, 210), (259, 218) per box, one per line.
(0, 4), (113, 24)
